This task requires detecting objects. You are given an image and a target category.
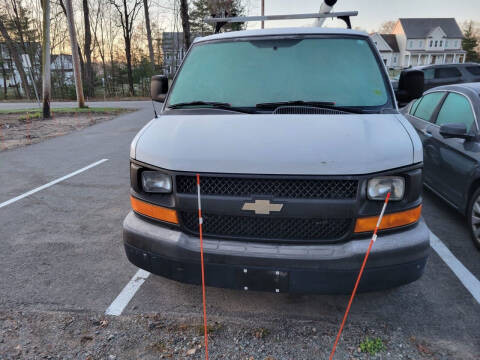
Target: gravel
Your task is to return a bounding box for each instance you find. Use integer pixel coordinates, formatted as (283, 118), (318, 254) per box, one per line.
(0, 310), (468, 360)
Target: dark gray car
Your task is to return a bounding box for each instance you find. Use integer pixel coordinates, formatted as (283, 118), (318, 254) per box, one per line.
(403, 83), (480, 248)
(393, 63), (480, 93)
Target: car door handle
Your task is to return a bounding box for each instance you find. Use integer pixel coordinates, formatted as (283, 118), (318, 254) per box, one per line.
(420, 128), (433, 137)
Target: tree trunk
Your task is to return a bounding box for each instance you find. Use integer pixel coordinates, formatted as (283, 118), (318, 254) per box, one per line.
(83, 0), (94, 97)
(180, 0), (191, 50)
(0, 18), (31, 99)
(125, 37), (134, 96)
(0, 52), (7, 99)
(41, 0), (51, 119)
(143, 0), (155, 70)
(64, 0), (86, 108)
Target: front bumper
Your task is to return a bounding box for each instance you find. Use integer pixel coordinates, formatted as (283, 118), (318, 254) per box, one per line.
(123, 211), (430, 294)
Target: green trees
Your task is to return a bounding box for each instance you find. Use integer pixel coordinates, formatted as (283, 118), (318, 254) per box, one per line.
(190, 0), (246, 36)
(462, 21), (480, 63)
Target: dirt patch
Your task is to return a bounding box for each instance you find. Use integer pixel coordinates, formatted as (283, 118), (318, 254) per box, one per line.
(0, 109), (131, 151)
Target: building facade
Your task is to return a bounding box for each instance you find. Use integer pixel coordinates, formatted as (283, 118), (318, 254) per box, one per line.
(371, 18), (467, 69)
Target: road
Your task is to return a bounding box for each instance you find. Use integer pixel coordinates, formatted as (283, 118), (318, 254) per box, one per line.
(0, 102), (479, 359)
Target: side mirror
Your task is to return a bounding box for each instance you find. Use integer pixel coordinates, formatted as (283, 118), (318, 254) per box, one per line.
(439, 123), (473, 140)
(396, 70), (424, 106)
(151, 75), (168, 102)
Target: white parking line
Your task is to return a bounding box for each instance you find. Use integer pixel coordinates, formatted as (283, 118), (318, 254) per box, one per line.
(105, 269), (150, 316)
(0, 159), (109, 209)
(430, 231), (480, 304)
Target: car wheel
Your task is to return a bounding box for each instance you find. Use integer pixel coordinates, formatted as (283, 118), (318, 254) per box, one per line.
(467, 188), (480, 249)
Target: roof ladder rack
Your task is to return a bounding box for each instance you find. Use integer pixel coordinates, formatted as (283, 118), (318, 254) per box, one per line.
(204, 11), (358, 33)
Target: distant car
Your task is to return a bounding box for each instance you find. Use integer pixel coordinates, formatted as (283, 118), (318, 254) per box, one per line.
(394, 63), (480, 94)
(403, 83), (480, 248)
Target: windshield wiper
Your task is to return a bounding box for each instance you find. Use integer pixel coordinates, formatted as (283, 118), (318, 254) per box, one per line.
(168, 101), (253, 113)
(255, 100), (367, 114)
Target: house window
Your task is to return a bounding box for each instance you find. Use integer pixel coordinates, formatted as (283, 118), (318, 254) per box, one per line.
(454, 40), (458, 48)
(434, 40), (438, 47)
(409, 40), (413, 48)
(429, 40), (433, 47)
(439, 40), (443, 47)
(419, 40), (423, 47)
(446, 40), (449, 48)
(393, 56), (397, 63)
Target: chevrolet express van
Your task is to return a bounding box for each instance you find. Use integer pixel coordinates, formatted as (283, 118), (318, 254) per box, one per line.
(123, 27), (430, 293)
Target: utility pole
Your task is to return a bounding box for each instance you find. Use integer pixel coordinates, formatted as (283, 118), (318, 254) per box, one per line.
(261, 0), (264, 29)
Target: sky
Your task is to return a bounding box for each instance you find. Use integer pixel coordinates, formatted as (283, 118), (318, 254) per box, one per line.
(244, 0), (480, 32)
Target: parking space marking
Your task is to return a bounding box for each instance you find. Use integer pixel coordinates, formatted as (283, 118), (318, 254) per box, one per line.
(105, 269), (150, 316)
(0, 159), (109, 209)
(430, 231), (480, 304)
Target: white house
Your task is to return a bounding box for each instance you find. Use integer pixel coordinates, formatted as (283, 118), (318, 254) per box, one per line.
(372, 18), (467, 69)
(370, 33), (400, 69)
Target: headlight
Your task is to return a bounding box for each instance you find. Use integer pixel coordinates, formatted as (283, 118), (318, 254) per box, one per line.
(141, 171), (172, 193)
(367, 176), (405, 201)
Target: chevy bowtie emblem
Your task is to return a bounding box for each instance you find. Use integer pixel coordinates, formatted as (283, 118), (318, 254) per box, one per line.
(242, 200), (284, 215)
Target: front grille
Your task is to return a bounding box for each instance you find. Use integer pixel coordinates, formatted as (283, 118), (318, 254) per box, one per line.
(179, 211), (353, 243)
(176, 176), (358, 199)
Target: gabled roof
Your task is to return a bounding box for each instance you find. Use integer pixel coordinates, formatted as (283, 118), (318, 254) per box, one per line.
(399, 18), (463, 39)
(380, 34), (399, 52)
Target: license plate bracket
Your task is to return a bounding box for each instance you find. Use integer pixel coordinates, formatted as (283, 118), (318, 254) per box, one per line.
(237, 267), (289, 293)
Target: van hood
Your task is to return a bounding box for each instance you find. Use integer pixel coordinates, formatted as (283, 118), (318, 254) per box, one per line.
(133, 114), (421, 175)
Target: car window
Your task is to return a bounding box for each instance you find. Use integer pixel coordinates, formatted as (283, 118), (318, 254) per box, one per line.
(409, 98), (422, 115)
(435, 67), (462, 79)
(423, 69), (435, 80)
(167, 38), (391, 109)
(436, 92), (476, 130)
(413, 92), (445, 121)
(466, 66), (480, 76)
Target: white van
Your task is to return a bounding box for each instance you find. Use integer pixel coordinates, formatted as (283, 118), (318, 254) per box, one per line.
(123, 25), (430, 293)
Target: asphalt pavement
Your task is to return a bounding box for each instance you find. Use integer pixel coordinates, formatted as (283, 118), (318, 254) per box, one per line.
(0, 102), (479, 358)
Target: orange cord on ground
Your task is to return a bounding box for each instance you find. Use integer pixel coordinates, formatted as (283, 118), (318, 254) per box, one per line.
(329, 192), (391, 360)
(196, 174), (209, 360)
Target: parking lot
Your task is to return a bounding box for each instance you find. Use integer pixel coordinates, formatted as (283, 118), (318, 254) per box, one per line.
(0, 102), (479, 359)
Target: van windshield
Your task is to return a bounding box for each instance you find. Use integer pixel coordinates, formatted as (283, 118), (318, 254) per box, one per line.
(166, 37), (392, 111)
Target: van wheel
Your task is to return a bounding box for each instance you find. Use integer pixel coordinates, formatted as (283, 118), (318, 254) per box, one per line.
(467, 188), (480, 249)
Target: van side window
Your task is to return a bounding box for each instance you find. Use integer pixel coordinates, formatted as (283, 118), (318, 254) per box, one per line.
(436, 92), (476, 130)
(423, 69), (434, 80)
(435, 67), (462, 79)
(413, 92), (445, 122)
(466, 66), (480, 76)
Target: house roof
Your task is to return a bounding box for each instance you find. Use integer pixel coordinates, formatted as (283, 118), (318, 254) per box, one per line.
(399, 18), (464, 39)
(380, 34), (399, 52)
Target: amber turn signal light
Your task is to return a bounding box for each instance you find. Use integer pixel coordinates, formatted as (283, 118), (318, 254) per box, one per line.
(354, 205), (422, 233)
(130, 196), (179, 224)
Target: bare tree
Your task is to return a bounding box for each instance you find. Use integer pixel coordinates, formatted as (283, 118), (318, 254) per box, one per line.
(83, 0), (94, 97)
(179, 0), (191, 50)
(110, 0), (143, 96)
(41, 0), (51, 118)
(64, 0), (85, 107)
(0, 17), (31, 99)
(143, 0), (155, 69)
(378, 20), (396, 34)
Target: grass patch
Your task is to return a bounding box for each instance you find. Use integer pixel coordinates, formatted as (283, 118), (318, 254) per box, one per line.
(359, 337), (385, 355)
(0, 107), (129, 117)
